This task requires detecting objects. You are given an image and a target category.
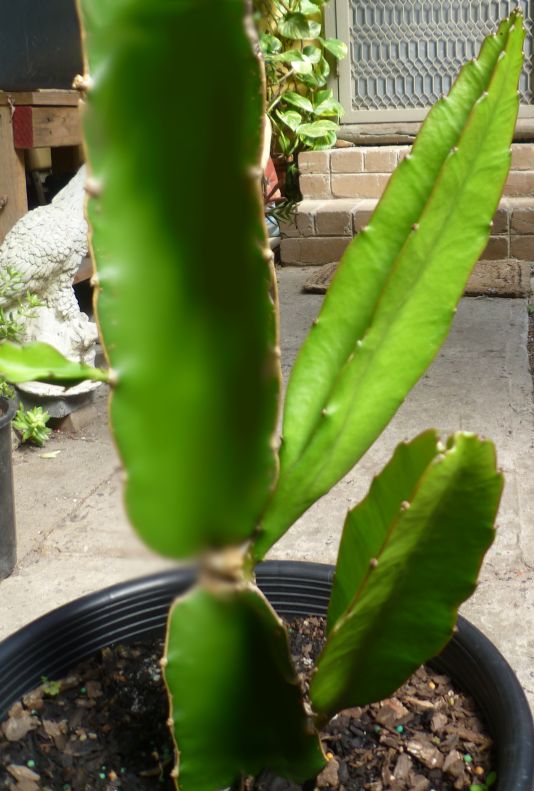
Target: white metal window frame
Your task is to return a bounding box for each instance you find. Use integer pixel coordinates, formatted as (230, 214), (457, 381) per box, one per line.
(325, 1), (534, 124)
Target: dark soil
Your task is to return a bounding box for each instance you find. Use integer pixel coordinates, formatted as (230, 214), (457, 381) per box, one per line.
(0, 618), (494, 791)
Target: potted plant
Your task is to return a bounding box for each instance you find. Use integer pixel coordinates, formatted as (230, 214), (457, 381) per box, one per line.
(254, 0), (347, 198)
(0, 2), (532, 790)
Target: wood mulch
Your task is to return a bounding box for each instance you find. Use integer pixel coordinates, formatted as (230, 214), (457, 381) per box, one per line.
(0, 617), (494, 791)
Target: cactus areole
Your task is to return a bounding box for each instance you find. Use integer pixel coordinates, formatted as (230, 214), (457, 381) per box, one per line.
(0, 2), (530, 790)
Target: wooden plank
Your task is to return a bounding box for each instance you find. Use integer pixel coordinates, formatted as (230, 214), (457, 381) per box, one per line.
(13, 106), (82, 149)
(0, 90), (79, 107)
(0, 107), (28, 243)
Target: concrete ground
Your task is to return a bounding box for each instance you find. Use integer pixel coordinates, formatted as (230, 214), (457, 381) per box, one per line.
(0, 265), (533, 710)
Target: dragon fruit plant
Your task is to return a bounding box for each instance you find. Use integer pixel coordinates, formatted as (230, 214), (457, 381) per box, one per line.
(0, 2), (524, 790)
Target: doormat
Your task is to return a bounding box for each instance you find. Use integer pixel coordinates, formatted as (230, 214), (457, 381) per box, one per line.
(302, 259), (531, 298)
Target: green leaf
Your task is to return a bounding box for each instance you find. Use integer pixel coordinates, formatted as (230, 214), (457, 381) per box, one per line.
(327, 431), (441, 631)
(275, 49), (306, 63)
(0, 342), (109, 384)
(311, 433), (503, 716)
(299, 0), (323, 15)
(292, 59), (314, 75)
(298, 120), (339, 138)
(278, 12), (321, 40)
(315, 88), (333, 104)
(252, 12), (524, 562)
(260, 33), (282, 55)
(305, 130), (338, 150)
(314, 97), (344, 117)
(320, 37), (348, 59)
(164, 585), (325, 791)
(79, 0), (280, 558)
(277, 110), (303, 132)
(295, 70), (321, 90)
(302, 44), (322, 64)
(282, 90), (314, 114)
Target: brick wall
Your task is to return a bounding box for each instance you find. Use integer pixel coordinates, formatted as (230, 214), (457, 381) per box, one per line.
(280, 144), (534, 266)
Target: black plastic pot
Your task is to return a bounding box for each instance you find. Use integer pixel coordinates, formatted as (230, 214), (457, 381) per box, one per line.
(0, 397), (16, 581)
(0, 561), (532, 790)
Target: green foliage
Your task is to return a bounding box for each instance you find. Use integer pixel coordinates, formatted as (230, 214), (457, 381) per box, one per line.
(164, 585), (325, 791)
(0, 342), (109, 384)
(254, 0), (346, 156)
(57, 3), (525, 790)
(79, 0), (280, 559)
(0, 380), (15, 400)
(251, 11), (524, 561)
(13, 404), (51, 447)
(40, 676), (61, 697)
(0, 267), (43, 343)
(311, 433), (502, 715)
(470, 771), (497, 790)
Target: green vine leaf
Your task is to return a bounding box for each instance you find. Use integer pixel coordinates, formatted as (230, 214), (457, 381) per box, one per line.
(278, 12), (321, 40)
(320, 37), (348, 59)
(282, 91), (315, 113)
(298, 120), (339, 138)
(277, 110), (303, 132)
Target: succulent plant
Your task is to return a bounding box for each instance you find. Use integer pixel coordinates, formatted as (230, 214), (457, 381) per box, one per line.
(0, 2), (524, 790)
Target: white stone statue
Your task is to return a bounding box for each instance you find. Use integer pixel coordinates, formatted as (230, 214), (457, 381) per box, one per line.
(0, 166), (99, 399)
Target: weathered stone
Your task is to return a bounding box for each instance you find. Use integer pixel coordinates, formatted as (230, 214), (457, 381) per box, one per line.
(280, 236), (350, 266)
(511, 206), (534, 234)
(330, 149), (364, 173)
(353, 199), (377, 231)
(481, 236), (508, 260)
(511, 143), (534, 170)
(315, 200), (358, 236)
(299, 173), (331, 199)
(504, 170), (534, 197)
(466, 259), (530, 297)
(492, 207), (509, 234)
(363, 146), (399, 172)
(511, 234), (534, 260)
(295, 200), (323, 237)
(331, 173), (390, 199)
(298, 150), (331, 174)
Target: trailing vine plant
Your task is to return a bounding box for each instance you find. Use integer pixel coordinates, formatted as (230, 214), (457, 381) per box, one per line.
(254, 0), (347, 196)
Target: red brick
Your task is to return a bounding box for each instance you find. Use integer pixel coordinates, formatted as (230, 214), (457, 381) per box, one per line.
(481, 236), (508, 260)
(510, 235), (534, 260)
(511, 144), (534, 171)
(504, 171), (534, 197)
(330, 149), (364, 173)
(510, 207), (534, 235)
(299, 174), (331, 199)
(331, 173), (390, 199)
(280, 236), (351, 265)
(363, 147), (399, 173)
(298, 150), (331, 174)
